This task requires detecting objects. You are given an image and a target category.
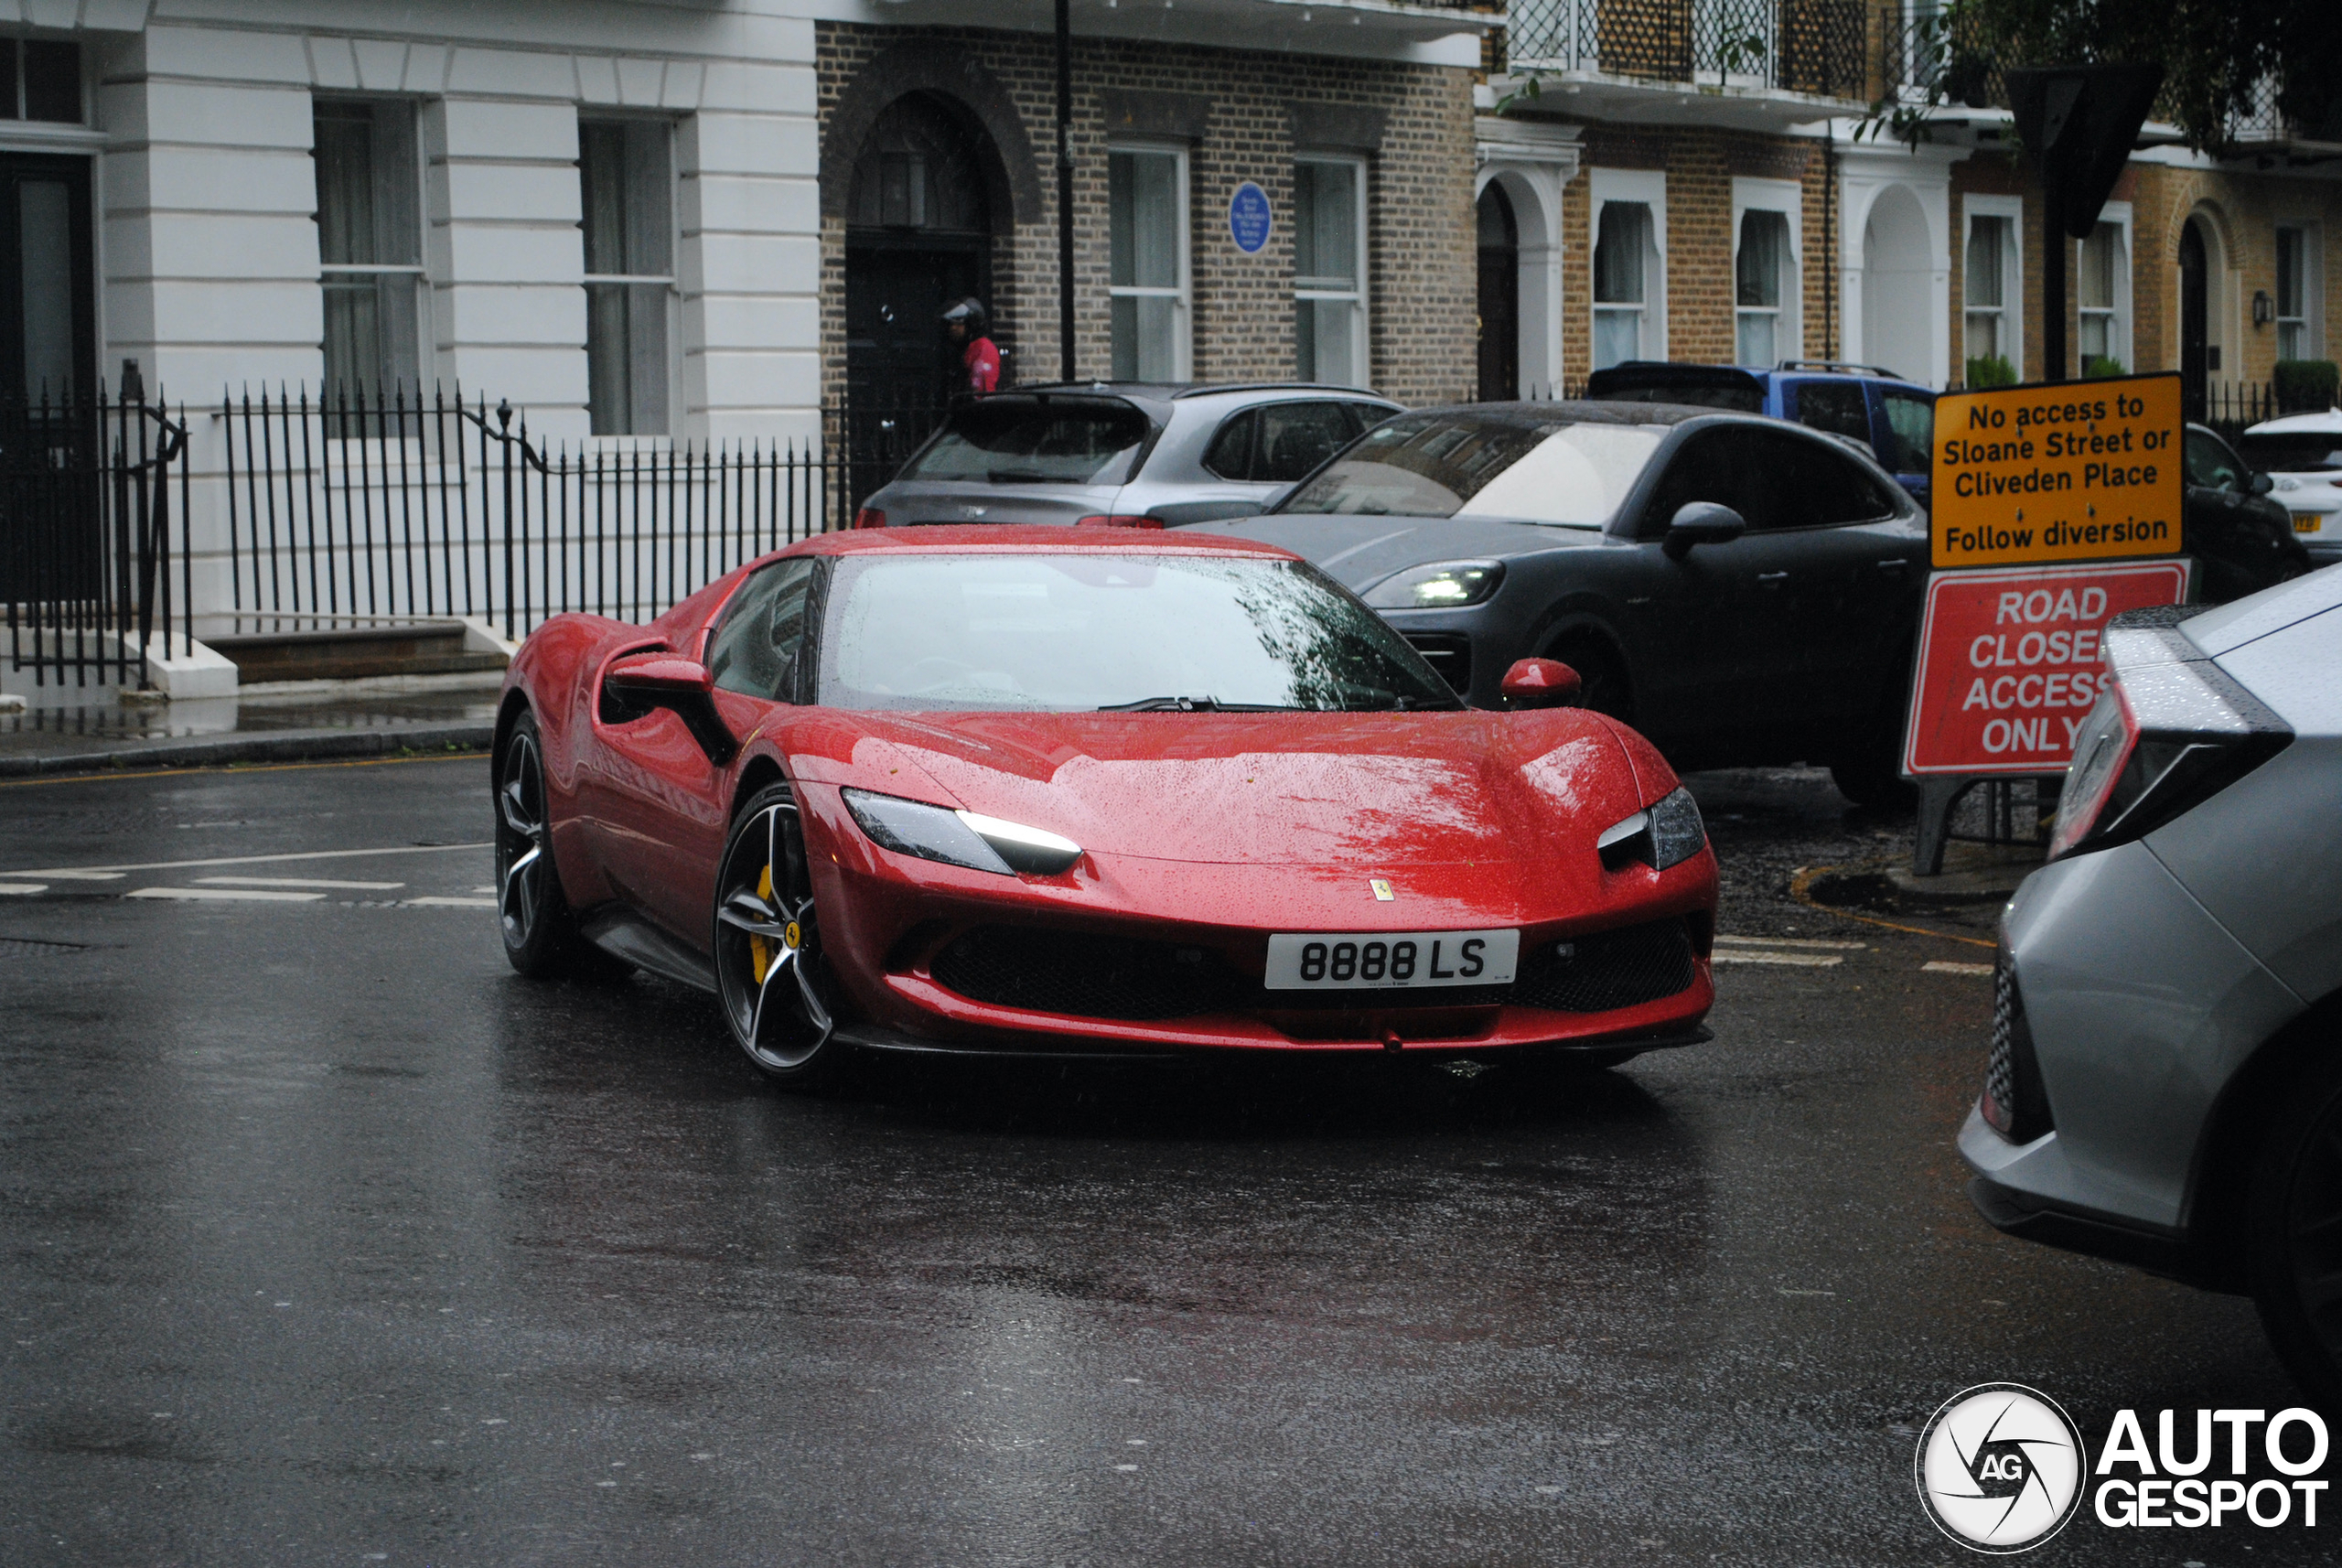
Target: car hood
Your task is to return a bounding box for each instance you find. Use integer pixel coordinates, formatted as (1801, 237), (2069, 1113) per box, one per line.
(1184, 512), (1606, 590)
(784, 708), (1649, 873)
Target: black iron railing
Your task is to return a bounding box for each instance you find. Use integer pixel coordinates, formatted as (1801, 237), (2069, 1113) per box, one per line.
(220, 386), (951, 645)
(2, 387), (191, 688)
(2196, 381), (2278, 446)
(1505, 0), (1867, 100)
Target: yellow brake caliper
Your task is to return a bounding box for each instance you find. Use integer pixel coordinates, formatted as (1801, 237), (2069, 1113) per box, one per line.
(750, 865), (775, 984)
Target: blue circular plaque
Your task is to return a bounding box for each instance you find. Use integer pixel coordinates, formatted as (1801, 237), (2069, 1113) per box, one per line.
(1228, 181), (1273, 253)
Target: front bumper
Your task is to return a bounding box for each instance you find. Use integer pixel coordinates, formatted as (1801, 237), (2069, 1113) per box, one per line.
(1956, 839), (2301, 1248)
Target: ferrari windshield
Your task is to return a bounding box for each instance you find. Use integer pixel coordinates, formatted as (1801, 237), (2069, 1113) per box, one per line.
(818, 552), (1459, 713)
(1277, 412), (1664, 526)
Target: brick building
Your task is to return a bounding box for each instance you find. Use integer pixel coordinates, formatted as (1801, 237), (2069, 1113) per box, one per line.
(1473, 0), (2342, 407)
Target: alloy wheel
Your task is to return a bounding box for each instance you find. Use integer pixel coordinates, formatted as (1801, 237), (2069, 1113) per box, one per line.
(714, 794), (834, 1072)
(497, 730), (550, 952)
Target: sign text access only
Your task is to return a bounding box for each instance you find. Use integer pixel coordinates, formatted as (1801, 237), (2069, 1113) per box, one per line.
(1931, 373), (2183, 569)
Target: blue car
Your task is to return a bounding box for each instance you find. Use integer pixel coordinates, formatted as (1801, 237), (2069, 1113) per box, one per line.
(1585, 360), (1939, 510)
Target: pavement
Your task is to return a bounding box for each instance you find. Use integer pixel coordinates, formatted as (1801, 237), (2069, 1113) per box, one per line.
(2, 755), (2309, 1565)
(0, 674), (500, 777)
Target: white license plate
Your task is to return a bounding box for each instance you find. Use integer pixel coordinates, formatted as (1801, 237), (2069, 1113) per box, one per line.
(1262, 929), (1520, 990)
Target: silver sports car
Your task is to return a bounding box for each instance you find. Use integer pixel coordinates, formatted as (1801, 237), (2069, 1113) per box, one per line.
(1961, 565), (2342, 1400)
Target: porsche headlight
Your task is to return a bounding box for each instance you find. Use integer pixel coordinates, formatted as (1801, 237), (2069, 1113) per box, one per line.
(1595, 787), (1706, 872)
(1363, 560), (1505, 609)
(843, 789), (1082, 875)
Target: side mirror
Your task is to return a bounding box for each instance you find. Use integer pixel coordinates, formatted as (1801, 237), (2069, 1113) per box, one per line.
(1500, 657), (1582, 710)
(602, 654), (737, 766)
(2250, 471), (2275, 496)
(1662, 501), (1746, 561)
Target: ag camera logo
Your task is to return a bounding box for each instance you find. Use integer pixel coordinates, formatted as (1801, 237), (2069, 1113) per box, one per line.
(1915, 1383), (2087, 1553)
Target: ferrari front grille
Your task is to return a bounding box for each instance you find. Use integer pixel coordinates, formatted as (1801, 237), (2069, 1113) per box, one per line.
(1509, 918), (1697, 1013)
(929, 916), (1701, 1025)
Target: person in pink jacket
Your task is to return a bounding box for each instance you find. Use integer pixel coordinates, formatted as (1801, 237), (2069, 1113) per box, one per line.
(941, 297), (999, 394)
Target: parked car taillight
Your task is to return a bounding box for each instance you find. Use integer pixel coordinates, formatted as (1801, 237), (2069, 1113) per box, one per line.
(1078, 513), (1163, 529)
(2047, 620), (2293, 862)
(853, 508), (886, 529)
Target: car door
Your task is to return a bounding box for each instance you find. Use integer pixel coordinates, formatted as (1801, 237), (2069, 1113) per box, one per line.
(1618, 424), (1799, 741)
(580, 558), (817, 944)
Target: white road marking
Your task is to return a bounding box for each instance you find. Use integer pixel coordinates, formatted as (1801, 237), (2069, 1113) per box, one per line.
(403, 897), (498, 908)
(0, 883), (45, 895)
(4, 842), (490, 879)
(1714, 935), (1867, 950)
(1712, 951), (1843, 968)
(127, 886), (327, 903)
(1922, 960), (1993, 976)
(199, 875), (406, 891)
(471, 886), (496, 894)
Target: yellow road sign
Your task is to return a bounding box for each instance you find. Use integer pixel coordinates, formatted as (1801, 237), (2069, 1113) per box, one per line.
(1930, 372), (2183, 568)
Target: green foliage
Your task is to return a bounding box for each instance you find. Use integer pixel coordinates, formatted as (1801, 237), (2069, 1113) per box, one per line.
(2274, 360), (2340, 412)
(1966, 355), (2020, 390)
(2084, 356), (2127, 379)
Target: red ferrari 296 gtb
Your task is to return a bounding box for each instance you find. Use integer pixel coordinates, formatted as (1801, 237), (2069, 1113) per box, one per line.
(492, 527), (1717, 1086)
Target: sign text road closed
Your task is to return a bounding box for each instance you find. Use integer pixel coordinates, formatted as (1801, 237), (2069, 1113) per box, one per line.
(1902, 561), (2192, 777)
(1930, 373), (2183, 568)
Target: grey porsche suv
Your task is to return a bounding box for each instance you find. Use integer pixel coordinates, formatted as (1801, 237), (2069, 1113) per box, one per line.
(1187, 401), (1932, 804)
(854, 382), (1401, 530)
(1961, 568), (2342, 1403)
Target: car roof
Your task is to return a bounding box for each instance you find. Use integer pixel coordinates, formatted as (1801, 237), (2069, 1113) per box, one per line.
(1393, 398), (1740, 429)
(2244, 409), (2342, 435)
(1002, 381), (1398, 408)
(789, 524), (1301, 559)
(1585, 359), (1934, 394)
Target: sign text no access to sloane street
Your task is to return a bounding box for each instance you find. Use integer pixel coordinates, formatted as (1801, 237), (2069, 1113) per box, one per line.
(1930, 371), (2183, 569)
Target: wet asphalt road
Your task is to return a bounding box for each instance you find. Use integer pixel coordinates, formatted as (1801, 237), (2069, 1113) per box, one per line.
(0, 755), (2321, 1565)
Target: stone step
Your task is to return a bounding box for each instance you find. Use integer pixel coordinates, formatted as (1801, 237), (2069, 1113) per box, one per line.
(209, 623), (509, 684)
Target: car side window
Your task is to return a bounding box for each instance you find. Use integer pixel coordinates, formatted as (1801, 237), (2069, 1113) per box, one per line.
(1202, 411), (1257, 480)
(1255, 402), (1359, 482)
(1794, 381), (1871, 443)
(2184, 428), (2244, 492)
(1786, 435), (1904, 526)
(1880, 390), (1934, 473)
(706, 557), (818, 702)
(1638, 428), (1752, 537)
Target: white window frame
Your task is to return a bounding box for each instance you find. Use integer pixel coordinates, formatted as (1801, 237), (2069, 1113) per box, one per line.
(314, 94), (428, 396)
(2274, 221), (2323, 363)
(1293, 154), (1368, 388)
(1731, 177), (1801, 370)
(1962, 193), (2023, 379)
(2077, 200), (2132, 374)
(578, 113), (678, 437)
(1107, 140), (1192, 382)
(1588, 167), (1667, 371)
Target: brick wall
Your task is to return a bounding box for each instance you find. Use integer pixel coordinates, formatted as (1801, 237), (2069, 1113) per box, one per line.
(817, 23), (1476, 407)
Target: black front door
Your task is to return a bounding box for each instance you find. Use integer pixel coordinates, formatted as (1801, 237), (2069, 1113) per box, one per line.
(844, 236), (986, 412)
(1476, 185), (1519, 402)
(0, 152), (97, 605)
(2179, 220), (2208, 421)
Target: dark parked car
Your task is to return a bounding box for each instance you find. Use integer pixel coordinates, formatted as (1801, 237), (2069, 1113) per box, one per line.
(1585, 360), (1938, 510)
(1186, 402), (1931, 806)
(2181, 423), (2315, 603)
(854, 383), (1401, 530)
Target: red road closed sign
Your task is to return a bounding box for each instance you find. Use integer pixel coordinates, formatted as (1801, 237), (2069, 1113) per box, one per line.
(1902, 561), (2193, 777)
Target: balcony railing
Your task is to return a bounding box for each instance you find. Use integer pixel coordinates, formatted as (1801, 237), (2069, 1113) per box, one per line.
(1876, 4), (2004, 107)
(1506, 0), (1868, 101)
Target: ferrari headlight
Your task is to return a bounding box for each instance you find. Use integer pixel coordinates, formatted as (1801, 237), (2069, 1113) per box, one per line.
(1363, 559), (1505, 609)
(1595, 786), (1706, 872)
(843, 789), (1082, 876)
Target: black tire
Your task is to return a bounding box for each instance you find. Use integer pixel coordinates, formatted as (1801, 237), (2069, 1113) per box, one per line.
(1830, 660), (1918, 810)
(496, 711), (601, 979)
(1544, 634), (1632, 724)
(714, 782), (850, 1090)
(2248, 1044), (2342, 1412)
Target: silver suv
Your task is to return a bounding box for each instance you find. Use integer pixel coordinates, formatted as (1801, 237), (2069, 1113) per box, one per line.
(854, 382), (1401, 529)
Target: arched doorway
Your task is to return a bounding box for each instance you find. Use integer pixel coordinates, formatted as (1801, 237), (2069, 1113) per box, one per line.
(1476, 183), (1519, 401)
(2180, 218), (2209, 419)
(845, 93), (996, 414)
(1860, 185), (1930, 384)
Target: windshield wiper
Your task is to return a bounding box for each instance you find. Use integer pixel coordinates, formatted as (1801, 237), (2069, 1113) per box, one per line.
(1097, 695), (1298, 713)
